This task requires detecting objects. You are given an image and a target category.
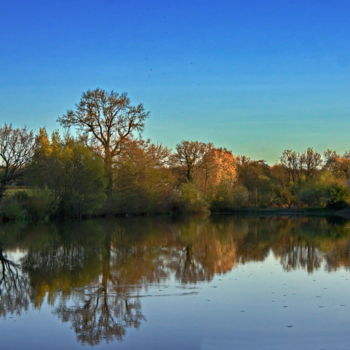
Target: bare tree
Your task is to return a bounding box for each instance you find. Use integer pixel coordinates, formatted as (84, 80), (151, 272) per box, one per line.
(58, 89), (149, 191)
(299, 148), (322, 178)
(280, 149), (299, 184)
(172, 141), (212, 182)
(0, 124), (35, 197)
(280, 148), (322, 184)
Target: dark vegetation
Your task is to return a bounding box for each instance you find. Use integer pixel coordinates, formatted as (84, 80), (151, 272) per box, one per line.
(1, 88), (350, 221)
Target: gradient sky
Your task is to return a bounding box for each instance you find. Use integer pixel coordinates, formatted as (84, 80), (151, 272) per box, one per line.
(1, 0), (350, 163)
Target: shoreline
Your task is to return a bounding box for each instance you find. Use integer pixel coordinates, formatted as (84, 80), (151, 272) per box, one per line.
(2, 207), (350, 224)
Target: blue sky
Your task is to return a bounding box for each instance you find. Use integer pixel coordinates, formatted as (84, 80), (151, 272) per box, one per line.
(1, 0), (350, 163)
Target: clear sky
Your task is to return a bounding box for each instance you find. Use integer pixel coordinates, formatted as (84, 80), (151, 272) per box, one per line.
(1, 0), (350, 163)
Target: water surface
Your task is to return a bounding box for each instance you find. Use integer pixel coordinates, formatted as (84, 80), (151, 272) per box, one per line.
(1, 216), (350, 349)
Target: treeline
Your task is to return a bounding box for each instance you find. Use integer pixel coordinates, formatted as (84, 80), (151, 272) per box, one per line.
(0, 88), (350, 221)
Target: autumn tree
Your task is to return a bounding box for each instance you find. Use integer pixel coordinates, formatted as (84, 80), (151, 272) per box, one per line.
(280, 148), (322, 184)
(323, 149), (350, 180)
(299, 148), (322, 179)
(198, 147), (237, 195)
(172, 141), (213, 182)
(280, 149), (300, 184)
(110, 139), (176, 214)
(29, 133), (106, 217)
(237, 158), (275, 206)
(58, 89), (149, 191)
(0, 124), (35, 197)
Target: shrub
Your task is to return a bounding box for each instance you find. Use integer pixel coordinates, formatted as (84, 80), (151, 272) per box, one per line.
(0, 196), (26, 221)
(232, 185), (249, 207)
(298, 183), (349, 209)
(324, 184), (349, 209)
(24, 189), (56, 221)
(173, 183), (209, 215)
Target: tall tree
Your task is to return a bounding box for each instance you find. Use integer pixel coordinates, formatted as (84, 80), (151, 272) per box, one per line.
(280, 149), (299, 184)
(299, 148), (322, 179)
(58, 89), (149, 191)
(172, 141), (212, 182)
(0, 124), (35, 197)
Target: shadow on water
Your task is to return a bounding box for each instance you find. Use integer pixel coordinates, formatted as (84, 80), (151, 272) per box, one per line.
(1, 215), (350, 345)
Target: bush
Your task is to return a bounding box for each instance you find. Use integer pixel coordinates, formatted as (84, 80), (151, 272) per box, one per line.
(0, 196), (26, 221)
(23, 189), (56, 221)
(298, 183), (349, 209)
(232, 185), (249, 207)
(324, 184), (349, 209)
(173, 183), (209, 215)
(210, 183), (235, 211)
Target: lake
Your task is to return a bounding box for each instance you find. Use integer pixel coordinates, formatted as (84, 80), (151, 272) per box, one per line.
(1, 215), (350, 349)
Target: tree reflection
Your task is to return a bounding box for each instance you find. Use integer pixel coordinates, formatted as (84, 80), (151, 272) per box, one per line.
(0, 247), (30, 317)
(53, 233), (145, 345)
(1, 216), (350, 344)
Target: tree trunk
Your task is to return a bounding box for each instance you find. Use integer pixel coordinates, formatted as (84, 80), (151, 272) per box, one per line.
(104, 149), (113, 194)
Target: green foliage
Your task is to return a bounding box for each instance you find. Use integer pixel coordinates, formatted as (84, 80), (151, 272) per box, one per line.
(28, 136), (106, 218)
(0, 195), (26, 221)
(23, 189), (56, 221)
(0, 189), (56, 221)
(174, 183), (209, 215)
(105, 141), (176, 215)
(298, 183), (349, 209)
(210, 183), (235, 211)
(324, 184), (349, 209)
(232, 185), (249, 207)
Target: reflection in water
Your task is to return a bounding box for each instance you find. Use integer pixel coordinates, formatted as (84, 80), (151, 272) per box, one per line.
(0, 247), (30, 317)
(1, 216), (350, 345)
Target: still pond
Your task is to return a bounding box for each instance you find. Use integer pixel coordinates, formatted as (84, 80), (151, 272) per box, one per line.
(1, 216), (350, 349)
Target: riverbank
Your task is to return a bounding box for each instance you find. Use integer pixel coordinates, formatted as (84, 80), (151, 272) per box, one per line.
(212, 207), (350, 218)
(2, 206), (350, 224)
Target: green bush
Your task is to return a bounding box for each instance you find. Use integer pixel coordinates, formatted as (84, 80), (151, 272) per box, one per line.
(324, 184), (349, 209)
(173, 183), (209, 215)
(0, 196), (26, 221)
(24, 189), (56, 221)
(210, 183), (235, 211)
(298, 183), (349, 209)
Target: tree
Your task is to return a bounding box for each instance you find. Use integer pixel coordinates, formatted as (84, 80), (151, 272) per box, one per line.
(29, 134), (106, 217)
(280, 148), (322, 184)
(237, 158), (275, 206)
(58, 89), (149, 191)
(172, 141), (212, 182)
(299, 148), (322, 179)
(323, 149), (350, 180)
(109, 139), (176, 214)
(197, 147), (237, 197)
(0, 124), (35, 197)
(280, 149), (299, 184)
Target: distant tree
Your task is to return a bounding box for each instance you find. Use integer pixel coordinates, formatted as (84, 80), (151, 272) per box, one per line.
(198, 147), (237, 196)
(299, 148), (322, 179)
(237, 159), (274, 206)
(0, 124), (35, 197)
(172, 141), (212, 182)
(58, 89), (149, 191)
(323, 149), (350, 180)
(280, 148), (322, 184)
(280, 149), (299, 184)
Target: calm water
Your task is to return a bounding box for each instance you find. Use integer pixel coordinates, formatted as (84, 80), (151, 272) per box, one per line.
(1, 216), (350, 349)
